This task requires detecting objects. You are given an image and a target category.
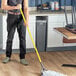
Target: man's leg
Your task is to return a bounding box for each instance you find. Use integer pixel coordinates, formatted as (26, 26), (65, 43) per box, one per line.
(2, 14), (17, 63)
(6, 24), (16, 58)
(17, 19), (26, 59)
(17, 15), (28, 65)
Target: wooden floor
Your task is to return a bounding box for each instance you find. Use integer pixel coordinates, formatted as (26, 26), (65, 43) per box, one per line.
(0, 51), (76, 76)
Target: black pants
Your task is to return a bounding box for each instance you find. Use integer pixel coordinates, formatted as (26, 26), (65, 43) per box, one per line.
(6, 14), (26, 59)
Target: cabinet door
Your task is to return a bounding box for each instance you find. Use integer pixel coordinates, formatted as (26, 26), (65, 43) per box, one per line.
(3, 15), (36, 49)
(26, 22), (35, 48)
(13, 15), (36, 49)
(3, 15), (20, 49)
(26, 15), (36, 49)
(47, 22), (64, 47)
(3, 15), (7, 49)
(48, 14), (65, 23)
(47, 15), (64, 47)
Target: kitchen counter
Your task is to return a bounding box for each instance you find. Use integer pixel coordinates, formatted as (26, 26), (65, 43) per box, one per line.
(29, 10), (71, 15)
(0, 10), (71, 16)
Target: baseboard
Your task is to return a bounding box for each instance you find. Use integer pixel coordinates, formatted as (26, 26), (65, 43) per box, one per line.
(46, 46), (76, 52)
(0, 48), (35, 54)
(0, 46), (76, 54)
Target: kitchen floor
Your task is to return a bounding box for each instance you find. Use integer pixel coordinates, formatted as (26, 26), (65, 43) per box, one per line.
(0, 51), (76, 76)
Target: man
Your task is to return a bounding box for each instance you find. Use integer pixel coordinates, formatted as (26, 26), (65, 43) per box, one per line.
(1, 0), (29, 65)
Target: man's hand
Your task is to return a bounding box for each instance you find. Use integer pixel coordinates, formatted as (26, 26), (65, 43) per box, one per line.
(15, 4), (22, 9)
(26, 21), (29, 26)
(24, 20), (29, 27)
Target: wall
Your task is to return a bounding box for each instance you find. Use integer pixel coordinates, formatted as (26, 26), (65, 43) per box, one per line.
(61, 0), (71, 6)
(30, 0), (71, 7)
(0, 0), (71, 7)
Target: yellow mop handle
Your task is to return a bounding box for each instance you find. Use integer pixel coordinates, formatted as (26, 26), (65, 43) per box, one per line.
(20, 8), (42, 63)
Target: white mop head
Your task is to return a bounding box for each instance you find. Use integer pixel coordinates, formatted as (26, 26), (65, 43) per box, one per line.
(41, 70), (67, 76)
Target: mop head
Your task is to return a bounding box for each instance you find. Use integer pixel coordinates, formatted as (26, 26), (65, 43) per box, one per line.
(41, 70), (67, 76)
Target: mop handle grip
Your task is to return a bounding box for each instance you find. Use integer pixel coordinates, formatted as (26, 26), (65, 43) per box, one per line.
(20, 8), (42, 63)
